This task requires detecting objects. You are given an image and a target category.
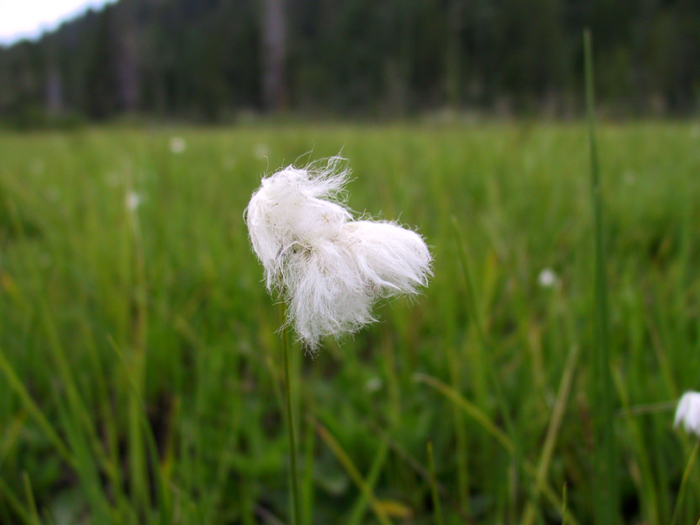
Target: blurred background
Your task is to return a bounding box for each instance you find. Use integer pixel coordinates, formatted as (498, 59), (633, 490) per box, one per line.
(2, 0), (700, 127)
(4, 2), (700, 525)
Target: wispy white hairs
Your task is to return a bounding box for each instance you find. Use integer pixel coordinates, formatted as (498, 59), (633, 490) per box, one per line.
(675, 391), (700, 437)
(245, 157), (432, 351)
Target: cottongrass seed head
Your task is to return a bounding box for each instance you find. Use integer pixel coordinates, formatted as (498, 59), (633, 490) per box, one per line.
(244, 157), (432, 351)
(675, 391), (700, 437)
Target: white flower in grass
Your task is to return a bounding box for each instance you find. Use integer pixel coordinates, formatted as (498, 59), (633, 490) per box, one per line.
(538, 268), (558, 288)
(365, 377), (383, 393)
(675, 392), (700, 437)
(169, 137), (186, 154)
(244, 157), (432, 351)
(125, 191), (141, 211)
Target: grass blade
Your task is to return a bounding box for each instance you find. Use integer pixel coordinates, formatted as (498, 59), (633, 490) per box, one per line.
(21, 473), (41, 525)
(313, 418), (393, 525)
(347, 439), (390, 525)
(670, 440), (700, 525)
(427, 441), (444, 525)
(521, 344), (580, 525)
(0, 347), (75, 468)
(584, 28), (619, 523)
(0, 475), (33, 524)
(282, 320), (303, 525)
(415, 373), (512, 452)
(416, 373), (581, 525)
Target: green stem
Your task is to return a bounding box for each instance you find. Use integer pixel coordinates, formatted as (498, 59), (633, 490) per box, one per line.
(670, 439), (700, 525)
(585, 28), (619, 524)
(451, 216), (539, 520)
(427, 441), (444, 525)
(282, 322), (303, 525)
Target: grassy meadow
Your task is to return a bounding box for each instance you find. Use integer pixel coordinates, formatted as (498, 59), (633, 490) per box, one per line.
(2, 121), (700, 524)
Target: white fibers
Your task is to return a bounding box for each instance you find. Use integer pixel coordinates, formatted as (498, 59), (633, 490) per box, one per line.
(675, 392), (700, 437)
(244, 158), (432, 350)
(169, 136), (187, 154)
(125, 191), (141, 211)
(538, 268), (558, 288)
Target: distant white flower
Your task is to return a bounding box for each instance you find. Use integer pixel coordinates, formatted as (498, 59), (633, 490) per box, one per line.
(125, 192), (141, 211)
(170, 137), (186, 154)
(365, 377), (383, 393)
(675, 392), (700, 437)
(254, 143), (271, 160)
(538, 268), (558, 288)
(244, 157), (432, 351)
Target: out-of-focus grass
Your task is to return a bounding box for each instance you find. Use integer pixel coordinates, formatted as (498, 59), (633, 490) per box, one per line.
(1, 122), (700, 524)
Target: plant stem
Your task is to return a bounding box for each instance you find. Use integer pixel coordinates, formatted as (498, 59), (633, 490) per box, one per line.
(585, 28), (619, 524)
(670, 439), (700, 525)
(427, 441), (444, 525)
(282, 318), (303, 525)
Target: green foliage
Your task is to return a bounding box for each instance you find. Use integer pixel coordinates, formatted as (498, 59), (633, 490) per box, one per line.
(3, 0), (700, 122)
(1, 122), (700, 523)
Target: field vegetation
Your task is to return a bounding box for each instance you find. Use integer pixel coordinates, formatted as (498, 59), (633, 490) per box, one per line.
(1, 122), (700, 524)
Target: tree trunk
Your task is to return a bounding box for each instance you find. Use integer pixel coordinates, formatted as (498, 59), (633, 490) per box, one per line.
(262, 0), (287, 112)
(445, 0), (462, 108)
(116, 4), (140, 112)
(45, 66), (63, 116)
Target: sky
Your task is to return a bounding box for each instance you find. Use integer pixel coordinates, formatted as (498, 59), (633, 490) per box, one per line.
(0, 0), (116, 45)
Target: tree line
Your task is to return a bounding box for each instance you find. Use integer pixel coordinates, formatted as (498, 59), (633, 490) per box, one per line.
(1, 0), (699, 126)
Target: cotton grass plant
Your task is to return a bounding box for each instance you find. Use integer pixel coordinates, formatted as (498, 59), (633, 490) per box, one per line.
(246, 157), (432, 351)
(672, 392), (700, 525)
(675, 392), (700, 437)
(245, 157), (432, 523)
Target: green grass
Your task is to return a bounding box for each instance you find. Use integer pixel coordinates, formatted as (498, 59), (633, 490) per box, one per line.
(1, 121), (700, 524)
(585, 29), (619, 524)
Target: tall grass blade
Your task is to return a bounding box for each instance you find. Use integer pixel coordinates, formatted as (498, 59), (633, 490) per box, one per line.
(125, 173), (151, 514)
(584, 28), (619, 523)
(5, 198), (104, 469)
(521, 344), (580, 525)
(282, 320), (303, 525)
(415, 373), (512, 452)
(313, 419), (393, 525)
(347, 439), (390, 525)
(449, 216), (487, 348)
(670, 440), (700, 525)
(0, 475), (33, 524)
(612, 364), (660, 522)
(450, 215), (540, 517)
(21, 473), (40, 525)
(427, 441), (444, 525)
(562, 483), (568, 525)
(416, 373), (581, 525)
(110, 336), (179, 524)
(0, 347), (75, 467)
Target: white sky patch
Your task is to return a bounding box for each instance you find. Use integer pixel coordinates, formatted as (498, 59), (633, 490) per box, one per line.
(0, 0), (116, 45)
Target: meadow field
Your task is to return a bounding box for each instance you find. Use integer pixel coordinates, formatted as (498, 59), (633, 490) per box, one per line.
(2, 121), (700, 524)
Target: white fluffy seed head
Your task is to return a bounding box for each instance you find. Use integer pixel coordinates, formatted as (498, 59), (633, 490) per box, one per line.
(675, 392), (700, 437)
(244, 157), (432, 351)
